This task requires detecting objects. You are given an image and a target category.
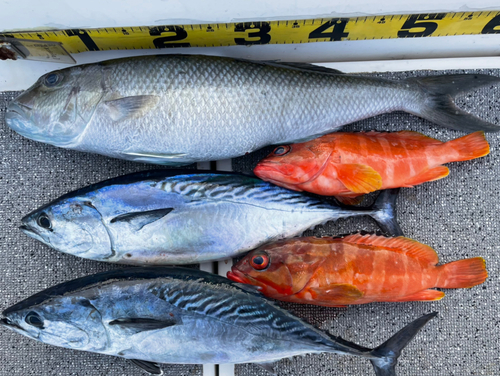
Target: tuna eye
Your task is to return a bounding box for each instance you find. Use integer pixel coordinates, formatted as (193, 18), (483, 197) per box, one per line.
(37, 214), (52, 229)
(250, 253), (270, 270)
(273, 145), (291, 156)
(44, 73), (60, 87)
(25, 312), (44, 328)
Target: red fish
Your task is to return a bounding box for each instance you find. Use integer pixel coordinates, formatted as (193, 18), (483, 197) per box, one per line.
(227, 234), (487, 307)
(254, 131), (489, 204)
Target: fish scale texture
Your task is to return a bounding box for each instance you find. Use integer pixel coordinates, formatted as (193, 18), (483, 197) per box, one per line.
(0, 68), (499, 376)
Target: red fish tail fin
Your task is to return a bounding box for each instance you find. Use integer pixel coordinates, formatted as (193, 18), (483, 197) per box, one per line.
(446, 131), (490, 162)
(436, 257), (488, 289)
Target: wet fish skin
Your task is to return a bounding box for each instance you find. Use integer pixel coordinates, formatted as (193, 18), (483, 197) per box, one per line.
(5, 55), (500, 165)
(19, 170), (402, 265)
(253, 131), (490, 202)
(227, 234), (488, 307)
(0, 267), (437, 375)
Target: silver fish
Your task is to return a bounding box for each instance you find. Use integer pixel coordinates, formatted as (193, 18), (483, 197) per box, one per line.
(19, 170), (402, 264)
(0, 267), (437, 375)
(5, 55), (500, 165)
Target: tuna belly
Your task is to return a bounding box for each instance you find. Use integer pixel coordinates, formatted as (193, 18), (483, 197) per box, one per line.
(113, 317), (326, 364)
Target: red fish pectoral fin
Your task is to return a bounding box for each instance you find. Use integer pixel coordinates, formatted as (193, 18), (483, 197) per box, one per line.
(386, 289), (445, 302)
(335, 164), (382, 194)
(309, 283), (364, 303)
(404, 166), (449, 186)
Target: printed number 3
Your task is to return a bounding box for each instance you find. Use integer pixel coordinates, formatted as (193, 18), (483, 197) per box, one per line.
(234, 22), (271, 45)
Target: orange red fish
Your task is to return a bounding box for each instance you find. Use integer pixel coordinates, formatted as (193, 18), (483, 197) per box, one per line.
(227, 234), (487, 307)
(254, 131), (489, 204)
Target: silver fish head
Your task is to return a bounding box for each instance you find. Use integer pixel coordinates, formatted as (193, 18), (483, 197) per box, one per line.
(6, 65), (105, 147)
(20, 198), (113, 261)
(1, 294), (107, 351)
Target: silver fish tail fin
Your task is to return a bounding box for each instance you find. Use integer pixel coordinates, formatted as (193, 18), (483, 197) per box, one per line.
(407, 74), (500, 132)
(367, 188), (403, 237)
(369, 312), (437, 376)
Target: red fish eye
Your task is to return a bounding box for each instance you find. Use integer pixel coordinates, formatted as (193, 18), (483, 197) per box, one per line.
(250, 253), (270, 270)
(273, 145), (291, 156)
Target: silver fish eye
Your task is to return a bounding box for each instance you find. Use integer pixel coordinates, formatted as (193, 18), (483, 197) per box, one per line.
(37, 213), (52, 229)
(25, 311), (44, 328)
(44, 73), (61, 87)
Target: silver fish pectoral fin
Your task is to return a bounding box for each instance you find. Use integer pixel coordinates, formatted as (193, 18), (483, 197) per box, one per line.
(110, 208), (174, 231)
(129, 359), (163, 375)
(104, 95), (160, 122)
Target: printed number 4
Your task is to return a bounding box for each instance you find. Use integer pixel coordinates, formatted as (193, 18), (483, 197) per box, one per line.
(308, 19), (349, 41)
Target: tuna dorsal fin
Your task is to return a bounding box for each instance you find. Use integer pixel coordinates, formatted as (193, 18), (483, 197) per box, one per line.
(110, 208), (174, 231)
(255, 362), (278, 375)
(309, 283), (363, 302)
(109, 318), (177, 333)
(335, 164), (383, 194)
(104, 95), (160, 121)
(404, 166), (449, 187)
(130, 359), (163, 375)
(340, 233), (439, 265)
(334, 195), (365, 206)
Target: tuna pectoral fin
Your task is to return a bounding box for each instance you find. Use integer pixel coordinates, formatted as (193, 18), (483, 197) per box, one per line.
(109, 318), (177, 332)
(367, 188), (403, 237)
(123, 151), (189, 165)
(386, 289), (445, 302)
(403, 166), (449, 187)
(408, 74), (500, 132)
(104, 95), (160, 121)
(370, 312), (437, 376)
(130, 359), (162, 375)
(336, 164), (382, 194)
(310, 284), (363, 302)
(110, 208), (174, 231)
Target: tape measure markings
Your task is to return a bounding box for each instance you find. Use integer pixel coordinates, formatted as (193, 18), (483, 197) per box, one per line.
(1, 11), (500, 61)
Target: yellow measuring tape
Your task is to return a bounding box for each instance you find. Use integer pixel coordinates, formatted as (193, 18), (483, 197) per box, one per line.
(1, 10), (500, 62)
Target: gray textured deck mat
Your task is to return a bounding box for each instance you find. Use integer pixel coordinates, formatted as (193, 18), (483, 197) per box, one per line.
(1, 68), (499, 376)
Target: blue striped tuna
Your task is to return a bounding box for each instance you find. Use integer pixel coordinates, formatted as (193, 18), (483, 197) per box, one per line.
(19, 170), (402, 265)
(0, 267), (436, 375)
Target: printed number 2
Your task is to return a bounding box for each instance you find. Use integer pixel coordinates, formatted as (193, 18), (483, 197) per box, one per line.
(308, 19), (349, 41)
(149, 26), (190, 48)
(398, 14), (446, 38)
(234, 22), (271, 45)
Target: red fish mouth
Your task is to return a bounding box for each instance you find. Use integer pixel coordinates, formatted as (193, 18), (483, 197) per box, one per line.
(254, 161), (292, 177)
(226, 269), (247, 283)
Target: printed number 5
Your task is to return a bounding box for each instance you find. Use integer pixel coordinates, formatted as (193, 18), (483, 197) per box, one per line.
(397, 14), (446, 38)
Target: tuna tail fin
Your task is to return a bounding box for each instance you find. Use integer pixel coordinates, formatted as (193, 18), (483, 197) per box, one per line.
(407, 74), (500, 132)
(437, 257), (488, 289)
(370, 312), (437, 376)
(445, 131), (490, 161)
(367, 188), (403, 237)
